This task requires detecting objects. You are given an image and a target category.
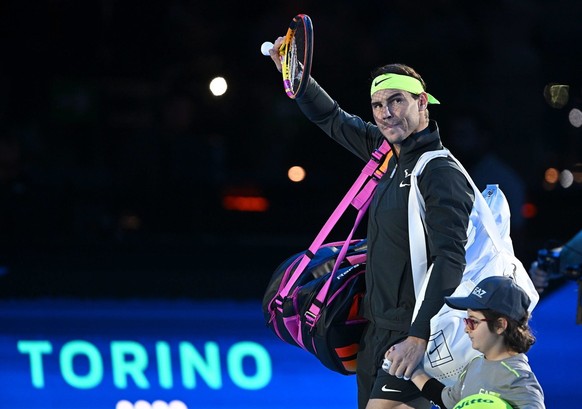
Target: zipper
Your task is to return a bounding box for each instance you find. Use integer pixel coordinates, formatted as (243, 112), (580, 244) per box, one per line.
(389, 163), (398, 179)
(367, 160), (399, 319)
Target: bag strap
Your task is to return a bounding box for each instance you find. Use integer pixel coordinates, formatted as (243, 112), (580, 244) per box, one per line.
(277, 141), (391, 301)
(303, 191), (373, 327)
(408, 149), (512, 321)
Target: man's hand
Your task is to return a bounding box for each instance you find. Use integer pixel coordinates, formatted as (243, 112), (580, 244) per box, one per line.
(268, 36), (285, 72)
(529, 261), (549, 294)
(384, 336), (427, 380)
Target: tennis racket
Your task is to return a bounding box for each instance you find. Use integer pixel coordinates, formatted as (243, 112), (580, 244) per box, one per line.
(263, 14), (313, 99)
(281, 14), (313, 99)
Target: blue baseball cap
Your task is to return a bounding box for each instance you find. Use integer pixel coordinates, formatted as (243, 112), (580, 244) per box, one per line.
(444, 276), (530, 322)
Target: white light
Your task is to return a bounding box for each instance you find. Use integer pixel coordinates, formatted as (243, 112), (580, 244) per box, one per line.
(168, 401), (188, 409)
(209, 77), (228, 96)
(568, 108), (582, 128)
(116, 401), (134, 409)
(134, 400), (151, 409)
(559, 169), (574, 188)
(115, 400), (187, 409)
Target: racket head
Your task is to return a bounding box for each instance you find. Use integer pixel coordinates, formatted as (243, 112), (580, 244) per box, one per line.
(280, 14), (313, 99)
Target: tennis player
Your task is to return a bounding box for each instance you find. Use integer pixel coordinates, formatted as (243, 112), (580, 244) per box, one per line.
(267, 38), (474, 409)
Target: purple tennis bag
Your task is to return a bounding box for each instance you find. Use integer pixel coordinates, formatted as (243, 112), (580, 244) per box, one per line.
(262, 142), (391, 375)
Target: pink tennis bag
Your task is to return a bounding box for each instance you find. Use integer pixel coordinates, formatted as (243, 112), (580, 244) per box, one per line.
(262, 142), (390, 375)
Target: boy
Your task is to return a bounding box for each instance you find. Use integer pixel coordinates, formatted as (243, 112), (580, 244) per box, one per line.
(386, 276), (545, 408)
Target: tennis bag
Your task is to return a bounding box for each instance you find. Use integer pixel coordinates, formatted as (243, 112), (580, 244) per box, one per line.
(262, 239), (368, 374)
(262, 141), (391, 375)
(409, 149), (540, 386)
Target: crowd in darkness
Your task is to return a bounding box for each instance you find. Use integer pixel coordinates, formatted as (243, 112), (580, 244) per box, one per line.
(0, 0), (580, 298)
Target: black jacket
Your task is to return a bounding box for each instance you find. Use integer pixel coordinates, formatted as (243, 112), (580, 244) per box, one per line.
(296, 77), (474, 339)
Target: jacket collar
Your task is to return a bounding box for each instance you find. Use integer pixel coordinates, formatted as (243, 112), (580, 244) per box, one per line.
(396, 120), (443, 166)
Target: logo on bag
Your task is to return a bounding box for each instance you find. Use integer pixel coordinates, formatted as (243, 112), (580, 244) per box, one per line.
(471, 287), (487, 298)
(426, 330), (453, 367)
(336, 265), (357, 280)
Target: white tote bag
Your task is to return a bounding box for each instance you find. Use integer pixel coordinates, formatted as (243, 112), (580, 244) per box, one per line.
(408, 149), (539, 386)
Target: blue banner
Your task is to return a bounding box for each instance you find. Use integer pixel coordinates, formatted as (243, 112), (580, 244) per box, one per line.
(0, 299), (356, 409)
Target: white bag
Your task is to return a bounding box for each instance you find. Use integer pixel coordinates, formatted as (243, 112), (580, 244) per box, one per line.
(408, 149), (539, 386)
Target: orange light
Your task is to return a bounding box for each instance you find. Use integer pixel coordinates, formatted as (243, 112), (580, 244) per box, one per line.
(544, 167), (559, 184)
(119, 214), (142, 230)
(288, 165), (306, 182)
(222, 195), (269, 212)
(521, 203), (538, 219)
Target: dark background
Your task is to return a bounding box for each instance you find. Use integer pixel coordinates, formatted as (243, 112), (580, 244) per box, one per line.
(0, 0), (580, 300)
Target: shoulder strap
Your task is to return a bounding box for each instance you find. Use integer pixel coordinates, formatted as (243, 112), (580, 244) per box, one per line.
(278, 141), (391, 300)
(408, 149), (450, 298)
(408, 149), (513, 321)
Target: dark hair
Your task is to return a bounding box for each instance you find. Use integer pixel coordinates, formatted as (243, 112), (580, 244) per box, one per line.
(370, 63), (428, 94)
(482, 310), (536, 353)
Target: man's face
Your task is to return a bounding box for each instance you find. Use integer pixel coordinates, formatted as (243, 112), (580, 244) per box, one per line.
(371, 89), (425, 145)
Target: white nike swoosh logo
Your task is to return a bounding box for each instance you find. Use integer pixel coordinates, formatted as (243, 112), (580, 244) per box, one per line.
(399, 169), (412, 187)
(381, 386), (402, 393)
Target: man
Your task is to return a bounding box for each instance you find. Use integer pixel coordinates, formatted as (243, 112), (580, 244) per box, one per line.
(529, 229), (582, 294)
(267, 39), (474, 409)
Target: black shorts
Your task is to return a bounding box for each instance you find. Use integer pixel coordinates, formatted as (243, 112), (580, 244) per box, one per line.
(356, 323), (423, 408)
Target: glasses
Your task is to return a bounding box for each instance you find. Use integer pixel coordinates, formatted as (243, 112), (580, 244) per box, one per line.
(463, 317), (493, 331)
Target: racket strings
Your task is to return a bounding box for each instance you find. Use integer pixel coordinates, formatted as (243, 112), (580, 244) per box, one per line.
(290, 40), (303, 87)
(291, 29), (306, 93)
(281, 14), (312, 99)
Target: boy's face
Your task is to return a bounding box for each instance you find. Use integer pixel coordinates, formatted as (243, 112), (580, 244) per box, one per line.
(465, 309), (500, 355)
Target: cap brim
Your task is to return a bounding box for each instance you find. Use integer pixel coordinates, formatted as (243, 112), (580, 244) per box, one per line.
(444, 296), (487, 312)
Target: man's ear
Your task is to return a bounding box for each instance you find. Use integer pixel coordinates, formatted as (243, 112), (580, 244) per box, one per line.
(418, 92), (429, 110)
